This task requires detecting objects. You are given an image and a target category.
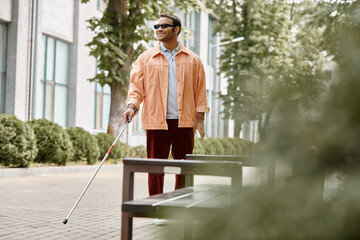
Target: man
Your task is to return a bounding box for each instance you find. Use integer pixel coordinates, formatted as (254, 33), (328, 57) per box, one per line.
(122, 13), (210, 197)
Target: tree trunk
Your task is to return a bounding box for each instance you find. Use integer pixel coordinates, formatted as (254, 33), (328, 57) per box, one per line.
(258, 108), (273, 143)
(108, 0), (125, 14)
(258, 120), (265, 143)
(108, 82), (128, 139)
(234, 119), (242, 138)
(106, 0), (133, 139)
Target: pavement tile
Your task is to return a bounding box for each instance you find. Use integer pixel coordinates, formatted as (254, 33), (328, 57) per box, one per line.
(0, 163), (297, 239)
(0, 167), (184, 240)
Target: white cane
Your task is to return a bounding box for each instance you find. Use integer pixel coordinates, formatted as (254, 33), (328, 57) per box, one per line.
(63, 120), (129, 224)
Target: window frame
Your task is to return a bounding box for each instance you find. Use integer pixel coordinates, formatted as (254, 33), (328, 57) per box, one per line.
(189, 11), (200, 55)
(94, 82), (111, 131)
(0, 22), (8, 113)
(41, 35), (69, 126)
(207, 16), (217, 66)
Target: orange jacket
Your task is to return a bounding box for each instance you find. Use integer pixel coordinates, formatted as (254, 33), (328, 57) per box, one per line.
(126, 43), (210, 130)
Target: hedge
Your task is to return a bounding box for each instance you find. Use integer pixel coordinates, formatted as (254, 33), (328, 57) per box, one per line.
(193, 137), (255, 155)
(95, 133), (130, 160)
(0, 114), (255, 167)
(0, 114), (38, 167)
(66, 127), (100, 165)
(132, 145), (147, 158)
(193, 138), (206, 154)
(29, 119), (74, 166)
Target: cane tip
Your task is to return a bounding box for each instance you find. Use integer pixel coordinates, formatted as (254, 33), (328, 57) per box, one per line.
(63, 219), (68, 224)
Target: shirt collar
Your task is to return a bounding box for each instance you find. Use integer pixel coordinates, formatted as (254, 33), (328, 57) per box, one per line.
(151, 42), (190, 58)
(160, 42), (180, 54)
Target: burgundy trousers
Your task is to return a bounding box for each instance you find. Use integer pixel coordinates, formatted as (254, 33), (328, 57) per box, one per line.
(146, 119), (194, 196)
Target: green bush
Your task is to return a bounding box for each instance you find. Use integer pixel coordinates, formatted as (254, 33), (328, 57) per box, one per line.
(202, 138), (224, 155)
(123, 144), (136, 158)
(193, 138), (206, 154)
(218, 138), (238, 155)
(66, 127), (100, 165)
(192, 137), (255, 156)
(29, 119), (74, 166)
(0, 114), (38, 167)
(201, 138), (216, 155)
(132, 145), (147, 158)
(227, 138), (243, 155)
(95, 133), (124, 159)
(233, 138), (253, 154)
(210, 138), (225, 155)
(95, 132), (142, 160)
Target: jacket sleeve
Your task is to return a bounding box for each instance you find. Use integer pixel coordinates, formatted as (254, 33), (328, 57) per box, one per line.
(125, 55), (145, 111)
(195, 58), (210, 113)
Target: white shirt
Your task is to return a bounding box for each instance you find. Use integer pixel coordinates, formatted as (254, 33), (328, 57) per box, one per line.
(160, 42), (180, 119)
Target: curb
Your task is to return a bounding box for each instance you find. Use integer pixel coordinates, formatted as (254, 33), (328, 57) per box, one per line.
(0, 164), (123, 178)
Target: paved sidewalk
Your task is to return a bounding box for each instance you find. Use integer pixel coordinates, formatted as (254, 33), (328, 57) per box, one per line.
(0, 165), (184, 240)
(0, 163), (294, 239)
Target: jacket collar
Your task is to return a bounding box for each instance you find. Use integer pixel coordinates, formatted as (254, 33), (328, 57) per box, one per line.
(150, 42), (190, 58)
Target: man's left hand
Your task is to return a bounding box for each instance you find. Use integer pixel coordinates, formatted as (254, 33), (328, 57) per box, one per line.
(194, 112), (205, 141)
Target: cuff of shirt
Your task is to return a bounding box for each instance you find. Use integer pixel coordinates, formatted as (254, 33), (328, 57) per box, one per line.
(196, 106), (210, 113)
(125, 99), (140, 112)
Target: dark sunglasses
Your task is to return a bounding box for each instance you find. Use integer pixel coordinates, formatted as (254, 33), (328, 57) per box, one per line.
(153, 24), (174, 30)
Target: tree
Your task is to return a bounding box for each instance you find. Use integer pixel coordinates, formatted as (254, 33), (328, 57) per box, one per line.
(311, 0), (360, 167)
(194, 3), (360, 238)
(81, 0), (204, 135)
(207, 0), (325, 141)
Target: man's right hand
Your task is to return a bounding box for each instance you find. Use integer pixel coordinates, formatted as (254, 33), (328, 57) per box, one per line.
(122, 105), (136, 124)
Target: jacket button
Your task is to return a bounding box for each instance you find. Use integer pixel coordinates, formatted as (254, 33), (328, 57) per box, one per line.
(177, 64), (180, 67)
(179, 108), (182, 111)
(177, 78), (180, 81)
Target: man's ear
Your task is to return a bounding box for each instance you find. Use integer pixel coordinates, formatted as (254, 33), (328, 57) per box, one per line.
(174, 26), (180, 35)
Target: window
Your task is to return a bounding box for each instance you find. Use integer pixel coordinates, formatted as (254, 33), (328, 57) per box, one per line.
(208, 17), (216, 66)
(94, 83), (111, 130)
(0, 22), (7, 113)
(40, 35), (69, 126)
(190, 11), (199, 55)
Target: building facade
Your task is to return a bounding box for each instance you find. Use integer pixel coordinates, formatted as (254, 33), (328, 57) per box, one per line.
(0, 0), (236, 146)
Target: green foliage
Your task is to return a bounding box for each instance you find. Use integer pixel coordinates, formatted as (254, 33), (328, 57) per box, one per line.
(193, 137), (254, 156)
(314, 1), (360, 167)
(208, 0), (326, 141)
(235, 138), (254, 154)
(95, 133), (124, 159)
(228, 137), (244, 154)
(0, 114), (38, 167)
(86, 0), (205, 87)
(29, 119), (74, 166)
(217, 138), (237, 155)
(132, 145), (147, 158)
(197, 178), (340, 240)
(66, 127), (100, 165)
(95, 132), (146, 159)
(312, 0), (360, 66)
(194, 3), (360, 239)
(198, 138), (214, 155)
(193, 138), (206, 154)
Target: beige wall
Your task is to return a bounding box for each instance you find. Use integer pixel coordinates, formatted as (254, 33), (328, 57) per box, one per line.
(0, 0), (12, 22)
(75, 0), (102, 131)
(41, 0), (74, 42)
